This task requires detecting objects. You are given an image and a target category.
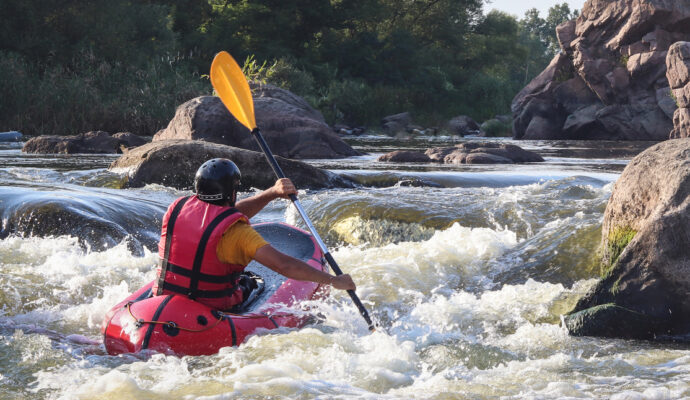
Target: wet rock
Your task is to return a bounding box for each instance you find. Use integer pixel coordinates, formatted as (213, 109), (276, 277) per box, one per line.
(668, 42), (690, 138)
(446, 116), (480, 136)
(0, 131), (22, 142)
(380, 142), (543, 165)
(377, 150), (431, 163)
(512, 0), (690, 141)
(440, 142), (544, 164)
(109, 140), (355, 190)
(395, 179), (443, 188)
(22, 131), (121, 154)
(565, 139), (690, 339)
(334, 124), (366, 136)
(153, 88), (359, 159)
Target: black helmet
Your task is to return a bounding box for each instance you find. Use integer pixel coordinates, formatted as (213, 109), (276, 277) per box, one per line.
(194, 158), (241, 206)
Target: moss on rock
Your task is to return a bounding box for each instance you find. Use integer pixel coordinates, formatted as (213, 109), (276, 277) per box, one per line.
(601, 226), (636, 277)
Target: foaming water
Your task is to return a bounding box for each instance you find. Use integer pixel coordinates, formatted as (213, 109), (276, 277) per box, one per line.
(2, 142), (690, 399)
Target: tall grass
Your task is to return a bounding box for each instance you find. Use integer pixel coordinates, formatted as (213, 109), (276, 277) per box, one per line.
(0, 51), (209, 136)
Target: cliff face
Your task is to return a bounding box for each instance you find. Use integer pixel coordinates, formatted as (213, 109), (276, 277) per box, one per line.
(512, 0), (690, 141)
(667, 41), (690, 138)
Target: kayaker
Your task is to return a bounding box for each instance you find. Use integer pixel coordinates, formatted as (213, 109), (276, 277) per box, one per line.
(152, 158), (356, 310)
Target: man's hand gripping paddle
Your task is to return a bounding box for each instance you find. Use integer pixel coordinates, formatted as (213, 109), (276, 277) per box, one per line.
(210, 51), (376, 332)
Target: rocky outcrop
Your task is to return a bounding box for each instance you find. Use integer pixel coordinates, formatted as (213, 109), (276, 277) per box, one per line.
(565, 139), (690, 339)
(21, 131), (143, 154)
(378, 142), (544, 164)
(109, 140), (355, 190)
(668, 42), (690, 138)
(513, 0), (690, 141)
(153, 84), (359, 159)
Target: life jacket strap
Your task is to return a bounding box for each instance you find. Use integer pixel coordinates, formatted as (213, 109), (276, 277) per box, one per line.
(163, 262), (241, 284)
(188, 207), (241, 300)
(161, 281), (241, 299)
(155, 196), (191, 296)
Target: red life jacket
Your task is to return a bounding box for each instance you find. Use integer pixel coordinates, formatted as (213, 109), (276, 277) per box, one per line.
(152, 195), (249, 310)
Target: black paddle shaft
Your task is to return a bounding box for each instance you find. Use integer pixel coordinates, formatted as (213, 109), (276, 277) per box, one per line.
(250, 128), (375, 331)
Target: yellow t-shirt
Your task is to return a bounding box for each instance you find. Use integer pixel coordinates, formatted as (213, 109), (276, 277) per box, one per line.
(216, 221), (269, 265)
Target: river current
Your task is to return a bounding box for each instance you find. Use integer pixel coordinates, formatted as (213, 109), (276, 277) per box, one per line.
(1, 137), (688, 399)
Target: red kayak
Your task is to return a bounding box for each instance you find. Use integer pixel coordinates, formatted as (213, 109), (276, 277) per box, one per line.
(102, 222), (329, 356)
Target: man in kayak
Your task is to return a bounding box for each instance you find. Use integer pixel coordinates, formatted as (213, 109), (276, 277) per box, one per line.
(152, 158), (356, 310)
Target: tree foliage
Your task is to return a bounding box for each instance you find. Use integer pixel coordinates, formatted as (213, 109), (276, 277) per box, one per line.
(0, 0), (579, 134)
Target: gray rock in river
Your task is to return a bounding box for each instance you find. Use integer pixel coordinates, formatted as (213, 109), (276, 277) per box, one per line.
(512, 0), (689, 141)
(565, 138), (690, 339)
(109, 140), (355, 190)
(153, 84), (359, 159)
(22, 131), (149, 154)
(378, 142), (543, 164)
(377, 150), (432, 163)
(377, 142), (544, 164)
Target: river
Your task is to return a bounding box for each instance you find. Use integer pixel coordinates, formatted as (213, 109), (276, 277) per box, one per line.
(1, 137), (688, 399)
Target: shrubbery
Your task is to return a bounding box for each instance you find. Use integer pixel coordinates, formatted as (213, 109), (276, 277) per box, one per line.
(0, 0), (577, 135)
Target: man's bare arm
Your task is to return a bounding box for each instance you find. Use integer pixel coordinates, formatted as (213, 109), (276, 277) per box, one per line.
(253, 244), (356, 291)
(235, 178), (297, 218)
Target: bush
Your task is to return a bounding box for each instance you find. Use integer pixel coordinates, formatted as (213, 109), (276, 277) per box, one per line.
(480, 118), (512, 137)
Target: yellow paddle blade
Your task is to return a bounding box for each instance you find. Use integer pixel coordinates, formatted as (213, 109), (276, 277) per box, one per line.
(210, 51), (257, 131)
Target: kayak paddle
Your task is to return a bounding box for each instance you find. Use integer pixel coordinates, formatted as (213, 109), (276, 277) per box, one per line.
(210, 51), (376, 332)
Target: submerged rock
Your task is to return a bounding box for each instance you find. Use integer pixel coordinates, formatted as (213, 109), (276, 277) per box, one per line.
(109, 140), (355, 190)
(565, 139), (690, 339)
(153, 86), (359, 159)
(0, 186), (164, 253)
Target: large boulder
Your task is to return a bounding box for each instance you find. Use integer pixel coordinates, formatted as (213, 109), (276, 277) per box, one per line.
(378, 142), (544, 164)
(565, 139), (690, 339)
(512, 0), (690, 140)
(668, 42), (690, 138)
(22, 131), (139, 154)
(153, 84), (359, 159)
(109, 140), (354, 190)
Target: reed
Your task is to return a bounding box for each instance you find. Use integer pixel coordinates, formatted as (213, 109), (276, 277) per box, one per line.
(0, 51), (209, 136)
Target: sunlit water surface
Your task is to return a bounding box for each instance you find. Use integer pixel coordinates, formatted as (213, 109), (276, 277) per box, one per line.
(1, 137), (688, 399)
